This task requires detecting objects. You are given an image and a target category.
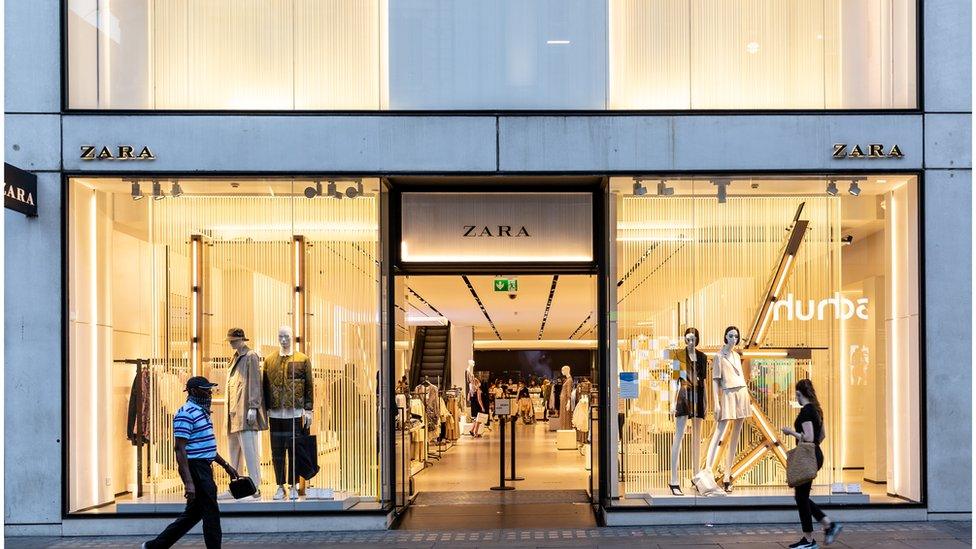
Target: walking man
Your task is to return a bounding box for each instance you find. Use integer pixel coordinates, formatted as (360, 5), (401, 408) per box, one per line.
(143, 376), (238, 548)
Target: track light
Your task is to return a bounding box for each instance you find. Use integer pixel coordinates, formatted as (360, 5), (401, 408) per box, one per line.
(633, 181), (647, 196)
(170, 181), (183, 197)
(825, 181), (839, 196)
(151, 180), (164, 200)
(656, 181), (674, 196)
(713, 178), (730, 204)
(131, 181), (144, 201)
(848, 180), (862, 196)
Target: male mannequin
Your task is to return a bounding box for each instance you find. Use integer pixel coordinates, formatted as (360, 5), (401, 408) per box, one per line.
(262, 326), (313, 501)
(668, 327), (708, 496)
(224, 328), (267, 499)
(558, 365), (574, 430)
(704, 326), (751, 493)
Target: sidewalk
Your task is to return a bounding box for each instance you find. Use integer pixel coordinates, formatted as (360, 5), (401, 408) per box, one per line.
(5, 521), (970, 548)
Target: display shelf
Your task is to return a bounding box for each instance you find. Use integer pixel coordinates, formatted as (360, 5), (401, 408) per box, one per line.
(116, 491), (359, 513)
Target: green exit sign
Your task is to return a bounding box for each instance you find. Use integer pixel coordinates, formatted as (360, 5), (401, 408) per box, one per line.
(493, 278), (518, 292)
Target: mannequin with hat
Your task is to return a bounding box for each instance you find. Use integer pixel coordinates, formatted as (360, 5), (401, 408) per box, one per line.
(223, 328), (268, 498)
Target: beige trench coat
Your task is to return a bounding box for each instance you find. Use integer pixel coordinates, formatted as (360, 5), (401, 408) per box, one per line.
(226, 346), (269, 433)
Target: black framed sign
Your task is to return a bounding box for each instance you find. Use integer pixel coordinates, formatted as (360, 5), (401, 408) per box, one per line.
(4, 163), (37, 217)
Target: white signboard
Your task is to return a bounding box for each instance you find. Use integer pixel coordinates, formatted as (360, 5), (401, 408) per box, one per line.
(494, 398), (512, 416)
(400, 192), (593, 263)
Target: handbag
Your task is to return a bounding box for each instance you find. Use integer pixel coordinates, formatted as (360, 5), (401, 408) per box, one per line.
(475, 412), (489, 425)
(294, 431), (320, 480)
(786, 442), (819, 487)
(229, 476), (257, 499)
(691, 470), (726, 497)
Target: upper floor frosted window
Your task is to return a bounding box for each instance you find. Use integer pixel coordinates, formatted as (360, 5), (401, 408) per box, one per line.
(67, 0), (917, 110)
(67, 0), (384, 110)
(609, 0), (917, 109)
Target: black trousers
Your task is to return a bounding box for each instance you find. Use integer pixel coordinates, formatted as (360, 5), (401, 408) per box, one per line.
(270, 417), (302, 486)
(147, 459), (221, 549)
(794, 448), (826, 533)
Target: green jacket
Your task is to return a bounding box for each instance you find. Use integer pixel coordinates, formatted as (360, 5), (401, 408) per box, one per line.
(262, 352), (314, 411)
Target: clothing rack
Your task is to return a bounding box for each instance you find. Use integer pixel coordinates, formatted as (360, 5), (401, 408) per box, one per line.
(115, 358), (150, 499)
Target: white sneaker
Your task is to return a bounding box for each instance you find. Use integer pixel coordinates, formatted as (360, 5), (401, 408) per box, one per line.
(289, 486), (299, 500)
(217, 490), (234, 500)
(273, 486), (286, 500)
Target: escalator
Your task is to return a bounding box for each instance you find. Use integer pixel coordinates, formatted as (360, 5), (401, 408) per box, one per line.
(409, 324), (451, 390)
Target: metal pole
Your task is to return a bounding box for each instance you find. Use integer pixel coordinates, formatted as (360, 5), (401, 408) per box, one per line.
(507, 416), (524, 481)
(490, 415), (514, 491)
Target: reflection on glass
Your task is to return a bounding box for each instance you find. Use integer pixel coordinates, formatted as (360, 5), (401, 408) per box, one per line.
(67, 178), (381, 513)
(611, 175), (920, 505)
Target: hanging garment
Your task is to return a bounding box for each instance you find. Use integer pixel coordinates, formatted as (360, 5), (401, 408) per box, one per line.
(572, 396), (590, 433)
(126, 366), (150, 445)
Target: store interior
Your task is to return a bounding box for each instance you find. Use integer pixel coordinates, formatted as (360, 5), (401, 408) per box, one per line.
(395, 275), (597, 505)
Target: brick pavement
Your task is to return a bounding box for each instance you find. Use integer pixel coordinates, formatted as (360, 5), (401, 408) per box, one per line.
(4, 521), (971, 548)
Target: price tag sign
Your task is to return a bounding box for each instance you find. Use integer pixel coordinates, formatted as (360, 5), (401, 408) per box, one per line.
(495, 398), (511, 416)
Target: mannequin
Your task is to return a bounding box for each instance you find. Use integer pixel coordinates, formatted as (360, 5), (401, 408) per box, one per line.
(558, 365), (574, 430)
(224, 328), (268, 499)
(262, 326), (314, 501)
(704, 326), (752, 493)
(668, 327), (708, 496)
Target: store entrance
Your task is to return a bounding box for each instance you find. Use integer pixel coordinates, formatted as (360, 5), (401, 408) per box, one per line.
(392, 273), (598, 529)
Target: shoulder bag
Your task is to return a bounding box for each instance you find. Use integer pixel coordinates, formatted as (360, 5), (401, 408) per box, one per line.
(786, 442), (819, 487)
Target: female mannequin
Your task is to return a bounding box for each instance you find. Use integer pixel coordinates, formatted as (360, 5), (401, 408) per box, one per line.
(668, 327), (708, 496)
(558, 365), (574, 430)
(704, 326), (751, 493)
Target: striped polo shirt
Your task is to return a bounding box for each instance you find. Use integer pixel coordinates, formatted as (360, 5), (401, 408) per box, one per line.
(173, 400), (217, 460)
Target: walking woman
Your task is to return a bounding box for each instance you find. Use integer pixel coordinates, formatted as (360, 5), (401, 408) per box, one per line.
(468, 378), (487, 437)
(781, 379), (843, 548)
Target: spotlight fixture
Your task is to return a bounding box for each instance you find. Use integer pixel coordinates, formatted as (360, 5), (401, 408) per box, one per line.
(633, 180), (647, 196)
(656, 181), (674, 196)
(151, 180), (165, 200)
(130, 181), (144, 201)
(713, 178), (730, 204)
(841, 235), (854, 246)
(848, 180), (862, 196)
(825, 180), (839, 196)
(170, 181), (183, 197)
(344, 181), (364, 199)
(304, 181), (323, 199)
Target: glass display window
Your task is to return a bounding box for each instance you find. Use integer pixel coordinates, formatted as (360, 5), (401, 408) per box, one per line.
(609, 175), (921, 506)
(67, 177), (383, 513)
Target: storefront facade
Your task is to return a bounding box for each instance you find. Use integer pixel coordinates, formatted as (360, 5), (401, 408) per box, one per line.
(4, 0), (971, 536)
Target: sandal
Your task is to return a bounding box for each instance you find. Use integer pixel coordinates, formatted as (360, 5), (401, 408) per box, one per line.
(668, 484), (684, 496)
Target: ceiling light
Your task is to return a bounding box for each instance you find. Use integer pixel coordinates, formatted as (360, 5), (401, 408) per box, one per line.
(633, 181), (647, 196)
(170, 181), (183, 197)
(826, 181), (839, 196)
(713, 178), (730, 204)
(546, 40), (571, 45)
(848, 180), (862, 196)
(746, 41), (760, 54)
(130, 181), (143, 201)
(656, 181), (674, 196)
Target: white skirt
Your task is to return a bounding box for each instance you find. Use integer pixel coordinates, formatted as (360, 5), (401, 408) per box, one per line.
(717, 386), (752, 421)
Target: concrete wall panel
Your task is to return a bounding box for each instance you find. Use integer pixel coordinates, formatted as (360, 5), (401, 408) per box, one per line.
(4, 0), (61, 113)
(499, 115), (922, 172)
(923, 169), (972, 514)
(4, 172), (63, 524)
(923, 0), (972, 112)
(924, 114), (972, 169)
(5, 114), (61, 171)
(62, 116), (498, 173)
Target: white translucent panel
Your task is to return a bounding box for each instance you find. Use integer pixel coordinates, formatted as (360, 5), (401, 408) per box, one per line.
(388, 0), (608, 109)
(609, 0), (917, 109)
(68, 0), (383, 110)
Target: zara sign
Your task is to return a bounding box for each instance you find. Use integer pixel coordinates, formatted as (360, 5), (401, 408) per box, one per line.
(4, 163), (37, 217)
(400, 192), (593, 263)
